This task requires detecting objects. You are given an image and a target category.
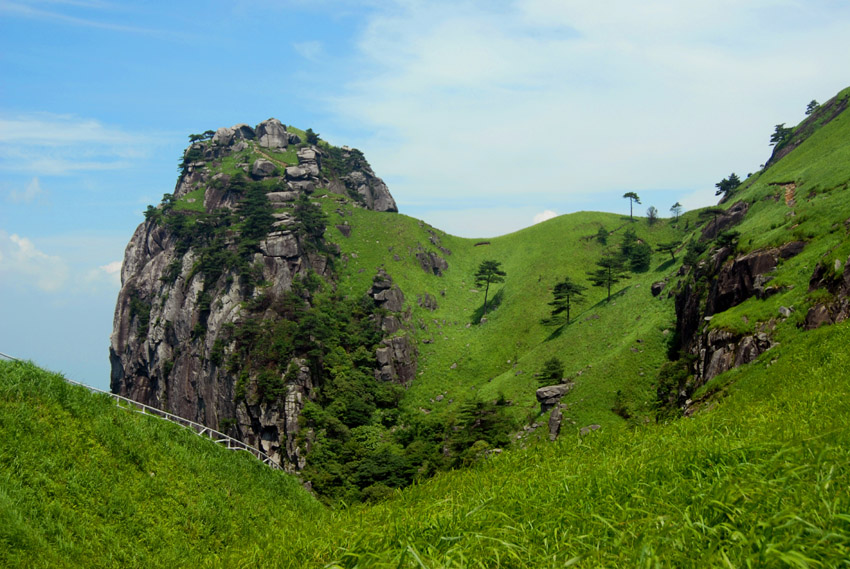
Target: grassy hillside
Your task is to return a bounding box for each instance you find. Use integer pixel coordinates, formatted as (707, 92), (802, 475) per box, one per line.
(291, 319), (850, 567)
(0, 360), (320, 568)
(4, 319), (849, 567)
(3, 87), (849, 566)
(325, 202), (695, 429)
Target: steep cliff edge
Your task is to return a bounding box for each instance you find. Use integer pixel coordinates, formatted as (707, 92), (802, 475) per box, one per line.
(110, 119), (410, 471)
(658, 88), (850, 415)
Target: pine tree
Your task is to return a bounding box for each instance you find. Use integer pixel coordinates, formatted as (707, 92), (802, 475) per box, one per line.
(587, 252), (629, 301)
(543, 277), (586, 325)
(474, 260), (506, 321)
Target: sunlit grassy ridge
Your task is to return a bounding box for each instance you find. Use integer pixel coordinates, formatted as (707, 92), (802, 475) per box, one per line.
(325, 205), (694, 428)
(291, 320), (850, 567)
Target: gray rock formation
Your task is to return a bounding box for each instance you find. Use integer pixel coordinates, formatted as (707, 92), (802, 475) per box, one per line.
(326, 147), (398, 213)
(548, 407), (563, 441)
(256, 118), (297, 149)
(536, 383), (572, 413)
(416, 251), (449, 276)
(368, 269), (417, 384)
(696, 329), (774, 382)
(251, 158), (277, 178)
(701, 201), (749, 240)
(370, 268), (405, 312)
(110, 121), (404, 471)
(669, 240), (807, 412)
(804, 253), (850, 329)
(212, 123), (256, 146)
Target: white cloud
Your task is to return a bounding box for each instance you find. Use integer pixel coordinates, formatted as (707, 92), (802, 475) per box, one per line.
(8, 177), (46, 203)
(533, 210), (557, 224)
(293, 40), (323, 61)
(98, 260), (122, 286)
(0, 113), (154, 175)
(324, 0), (850, 235)
(0, 230), (69, 292)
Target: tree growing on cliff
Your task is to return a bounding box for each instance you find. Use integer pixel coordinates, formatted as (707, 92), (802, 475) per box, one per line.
(805, 100), (820, 115)
(305, 128), (320, 145)
(543, 277), (586, 325)
(587, 252), (629, 301)
(770, 123), (793, 146)
(715, 173), (741, 197)
(474, 260), (506, 321)
(623, 192), (641, 220)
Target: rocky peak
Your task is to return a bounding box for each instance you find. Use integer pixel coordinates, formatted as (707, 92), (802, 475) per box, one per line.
(212, 123), (256, 146)
(110, 119), (407, 472)
(256, 118), (299, 149)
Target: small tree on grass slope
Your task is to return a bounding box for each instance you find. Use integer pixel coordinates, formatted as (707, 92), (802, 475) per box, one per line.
(543, 277), (586, 326)
(623, 192), (641, 220)
(587, 252), (629, 301)
(474, 260), (506, 322)
(539, 357), (565, 385)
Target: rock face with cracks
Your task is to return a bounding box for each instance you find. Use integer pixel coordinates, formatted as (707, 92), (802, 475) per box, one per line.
(110, 120), (407, 471)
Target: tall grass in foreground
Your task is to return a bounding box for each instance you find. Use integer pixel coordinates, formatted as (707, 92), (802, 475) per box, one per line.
(2, 321), (848, 567)
(0, 360), (320, 569)
(284, 320), (850, 567)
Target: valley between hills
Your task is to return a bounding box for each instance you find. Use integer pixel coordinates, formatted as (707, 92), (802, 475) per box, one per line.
(1, 87), (849, 567)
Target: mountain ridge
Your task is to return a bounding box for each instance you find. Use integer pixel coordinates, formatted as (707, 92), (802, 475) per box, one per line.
(108, 88), (850, 500)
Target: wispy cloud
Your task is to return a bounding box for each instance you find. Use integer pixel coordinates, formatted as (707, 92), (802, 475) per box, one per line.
(0, 0), (181, 36)
(324, 0), (850, 235)
(293, 40), (324, 61)
(8, 177), (46, 203)
(0, 230), (69, 292)
(533, 210), (557, 224)
(0, 113), (155, 175)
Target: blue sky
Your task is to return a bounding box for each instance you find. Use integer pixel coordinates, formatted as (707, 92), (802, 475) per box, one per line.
(2, 0), (850, 389)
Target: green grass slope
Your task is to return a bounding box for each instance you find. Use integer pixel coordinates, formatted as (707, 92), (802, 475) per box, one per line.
(291, 319), (850, 567)
(3, 87), (849, 566)
(325, 201), (695, 429)
(5, 319), (848, 567)
(0, 360), (320, 569)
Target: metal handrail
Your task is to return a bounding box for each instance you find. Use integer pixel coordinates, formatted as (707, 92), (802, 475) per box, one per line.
(0, 351), (282, 471)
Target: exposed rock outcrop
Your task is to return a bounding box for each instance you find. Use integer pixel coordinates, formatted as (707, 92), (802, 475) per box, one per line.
(369, 269), (417, 384)
(669, 240), (807, 412)
(803, 253), (850, 329)
(536, 383), (572, 413)
(416, 251), (449, 276)
(327, 147), (398, 213)
(256, 118), (299, 149)
(701, 201), (749, 240)
(110, 119), (403, 471)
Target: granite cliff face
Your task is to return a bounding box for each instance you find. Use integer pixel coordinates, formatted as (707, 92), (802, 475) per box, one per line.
(110, 120), (408, 471)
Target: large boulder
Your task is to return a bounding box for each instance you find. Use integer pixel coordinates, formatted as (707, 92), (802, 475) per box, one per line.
(212, 123), (256, 146)
(256, 118), (289, 149)
(260, 232), (299, 258)
(536, 383), (572, 412)
(251, 159), (277, 178)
